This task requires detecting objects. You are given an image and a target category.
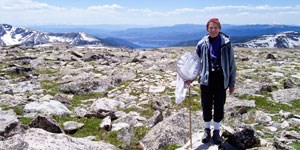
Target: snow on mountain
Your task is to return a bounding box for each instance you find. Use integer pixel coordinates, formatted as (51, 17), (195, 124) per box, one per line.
(234, 31), (300, 48)
(0, 24), (103, 47)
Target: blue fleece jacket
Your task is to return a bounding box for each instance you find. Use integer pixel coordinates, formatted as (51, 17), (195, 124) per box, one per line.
(195, 32), (236, 89)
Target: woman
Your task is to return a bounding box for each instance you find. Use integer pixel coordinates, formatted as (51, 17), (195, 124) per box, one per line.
(188, 18), (236, 145)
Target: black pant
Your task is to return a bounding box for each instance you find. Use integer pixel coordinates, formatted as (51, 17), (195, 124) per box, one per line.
(201, 70), (226, 122)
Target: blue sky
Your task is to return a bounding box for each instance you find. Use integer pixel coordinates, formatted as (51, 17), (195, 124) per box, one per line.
(1, 0), (300, 26)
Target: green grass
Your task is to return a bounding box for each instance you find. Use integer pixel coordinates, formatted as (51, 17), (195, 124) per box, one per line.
(0, 104), (10, 110)
(53, 115), (150, 150)
(8, 72), (27, 79)
(53, 115), (102, 139)
(164, 144), (181, 150)
(20, 117), (34, 125)
(36, 69), (57, 75)
(238, 95), (300, 114)
(70, 92), (105, 107)
(40, 80), (60, 96)
(0, 105), (24, 115)
(289, 142), (300, 150)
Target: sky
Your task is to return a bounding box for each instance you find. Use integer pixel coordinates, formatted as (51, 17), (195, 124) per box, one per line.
(1, 0), (300, 26)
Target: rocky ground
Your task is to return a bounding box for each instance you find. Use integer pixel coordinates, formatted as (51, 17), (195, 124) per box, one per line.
(0, 45), (299, 150)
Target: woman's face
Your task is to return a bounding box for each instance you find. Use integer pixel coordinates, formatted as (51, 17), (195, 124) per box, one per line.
(207, 22), (220, 38)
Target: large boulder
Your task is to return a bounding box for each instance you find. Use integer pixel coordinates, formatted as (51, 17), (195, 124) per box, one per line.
(24, 100), (71, 116)
(140, 109), (202, 150)
(29, 115), (63, 133)
(222, 127), (260, 149)
(0, 128), (119, 150)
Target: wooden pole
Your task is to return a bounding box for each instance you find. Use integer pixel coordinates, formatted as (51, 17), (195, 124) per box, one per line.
(188, 86), (192, 149)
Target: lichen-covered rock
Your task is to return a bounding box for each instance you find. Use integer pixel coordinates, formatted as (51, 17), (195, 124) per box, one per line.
(140, 109), (202, 150)
(0, 128), (119, 150)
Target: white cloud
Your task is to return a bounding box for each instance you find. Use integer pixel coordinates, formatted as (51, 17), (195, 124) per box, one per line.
(1, 0), (300, 26)
(87, 4), (123, 11)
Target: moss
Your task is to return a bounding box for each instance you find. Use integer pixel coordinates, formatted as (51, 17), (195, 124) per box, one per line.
(20, 117), (34, 126)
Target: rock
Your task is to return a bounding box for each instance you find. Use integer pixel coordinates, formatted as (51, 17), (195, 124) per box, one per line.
(112, 112), (146, 131)
(273, 140), (289, 150)
(272, 88), (300, 103)
(71, 51), (83, 58)
(266, 54), (276, 59)
(140, 109), (202, 150)
(148, 110), (163, 128)
(63, 121), (84, 134)
(29, 115), (64, 133)
(260, 84), (277, 93)
(73, 107), (88, 118)
(279, 110), (293, 119)
(223, 127), (260, 149)
(24, 100), (71, 116)
(58, 80), (102, 95)
(255, 111), (272, 125)
(0, 109), (19, 138)
(280, 121), (289, 129)
(100, 116), (112, 131)
(283, 78), (295, 89)
(149, 86), (165, 93)
(117, 127), (134, 142)
(91, 98), (125, 118)
(0, 128), (119, 150)
(111, 122), (130, 131)
(282, 130), (300, 140)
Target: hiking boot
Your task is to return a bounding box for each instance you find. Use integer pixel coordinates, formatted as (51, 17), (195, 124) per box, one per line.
(212, 130), (222, 145)
(201, 128), (211, 143)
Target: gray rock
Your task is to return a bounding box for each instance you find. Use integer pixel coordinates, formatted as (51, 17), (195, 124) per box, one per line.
(273, 140), (289, 150)
(0, 109), (19, 138)
(58, 80), (101, 95)
(223, 127), (260, 149)
(282, 130), (300, 140)
(63, 121), (84, 134)
(100, 116), (112, 131)
(24, 100), (71, 116)
(29, 115), (63, 133)
(140, 109), (202, 150)
(272, 88), (300, 103)
(0, 128), (119, 150)
(283, 78), (295, 89)
(91, 98), (125, 116)
(255, 111), (272, 125)
(148, 110), (163, 128)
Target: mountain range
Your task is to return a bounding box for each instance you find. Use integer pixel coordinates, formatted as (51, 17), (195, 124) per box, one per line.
(0, 24), (140, 48)
(1, 23), (300, 48)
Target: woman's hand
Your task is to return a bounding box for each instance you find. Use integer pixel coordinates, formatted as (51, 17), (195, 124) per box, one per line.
(184, 80), (192, 87)
(229, 87), (234, 95)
